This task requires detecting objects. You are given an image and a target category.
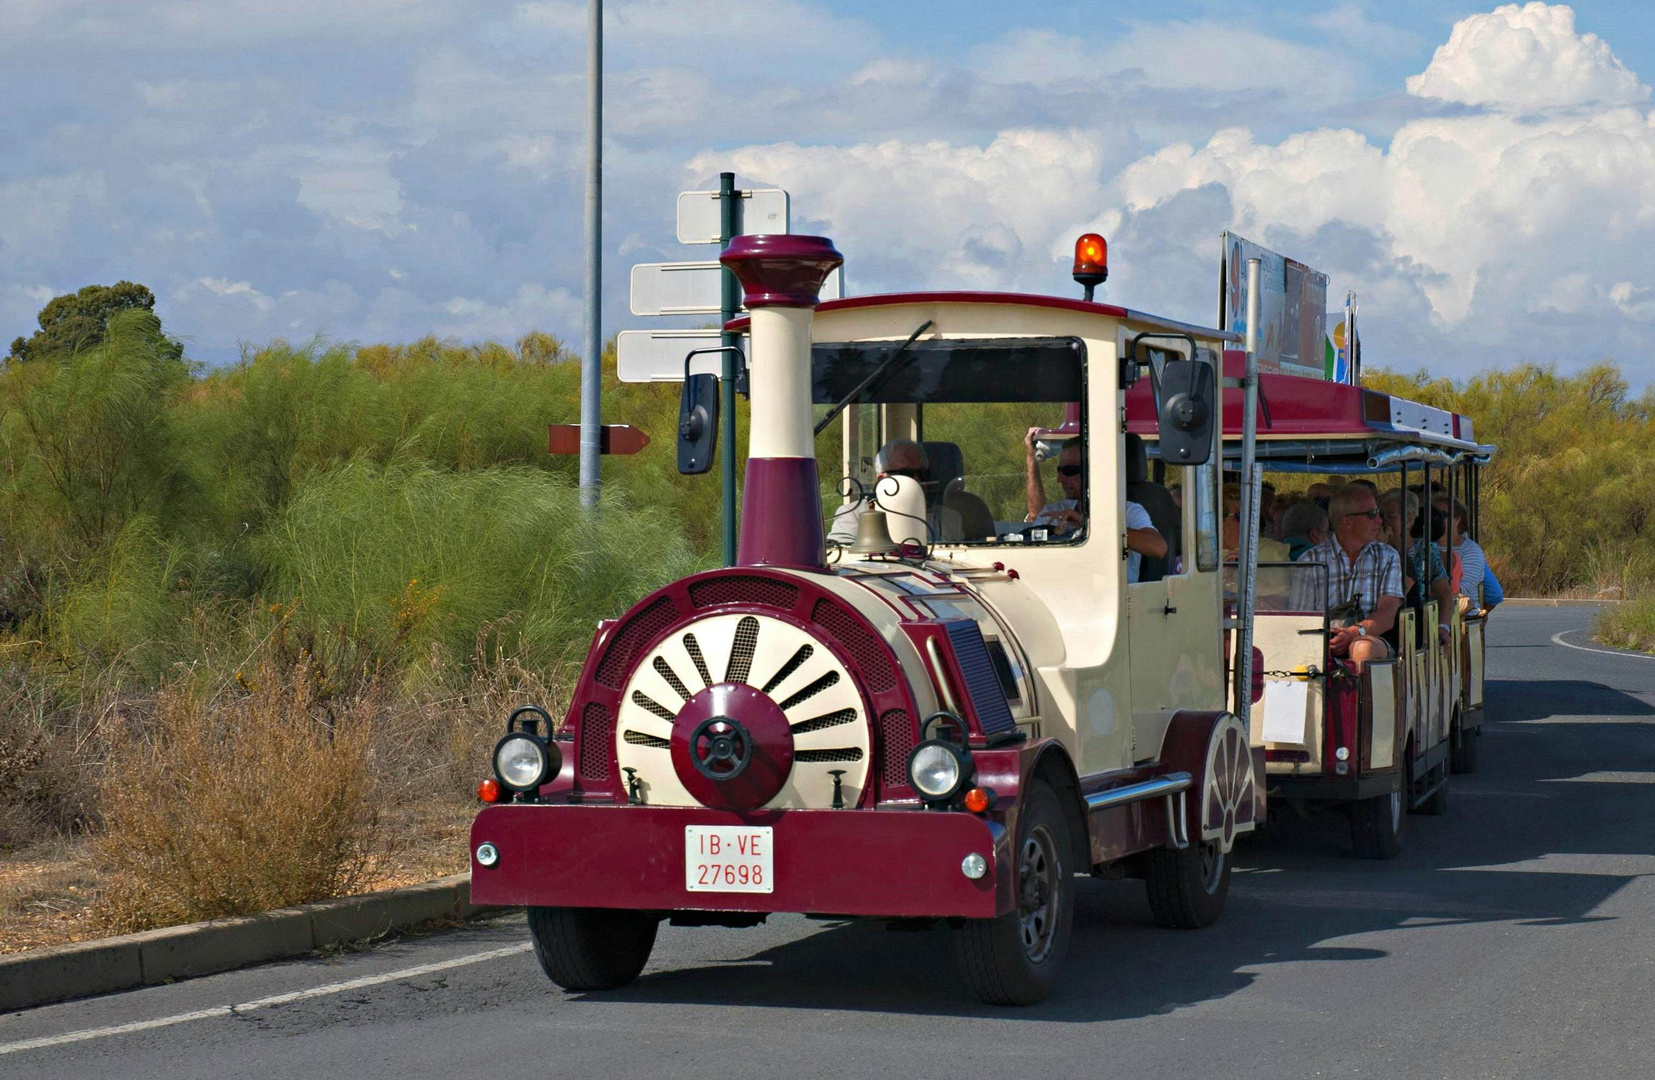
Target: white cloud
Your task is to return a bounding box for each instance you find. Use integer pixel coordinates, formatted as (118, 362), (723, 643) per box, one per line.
(691, 129), (1110, 291)
(972, 21), (1357, 100)
(1406, 2), (1648, 112)
(193, 277), (275, 312)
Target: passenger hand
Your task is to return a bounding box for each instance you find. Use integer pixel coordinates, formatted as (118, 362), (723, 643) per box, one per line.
(1024, 426), (1042, 458)
(1051, 508), (1084, 532)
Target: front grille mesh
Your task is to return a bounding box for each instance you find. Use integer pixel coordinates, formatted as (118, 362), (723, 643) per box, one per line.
(578, 702), (613, 780)
(877, 708), (916, 785)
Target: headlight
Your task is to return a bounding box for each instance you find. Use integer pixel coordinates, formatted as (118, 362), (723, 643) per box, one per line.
(908, 740), (973, 802)
(494, 733), (551, 791)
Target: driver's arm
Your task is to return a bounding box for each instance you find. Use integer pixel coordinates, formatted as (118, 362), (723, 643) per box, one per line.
(1125, 501), (1166, 557)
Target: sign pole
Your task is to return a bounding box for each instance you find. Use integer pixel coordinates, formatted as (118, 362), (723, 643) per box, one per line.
(718, 172), (739, 565)
(578, 0), (603, 510)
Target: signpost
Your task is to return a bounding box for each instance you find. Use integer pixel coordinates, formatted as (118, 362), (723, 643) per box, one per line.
(624, 175), (841, 565)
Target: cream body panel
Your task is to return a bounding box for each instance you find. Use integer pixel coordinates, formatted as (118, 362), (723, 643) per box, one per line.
(1369, 662), (1398, 770)
(748, 305), (816, 459)
(800, 568), (942, 721)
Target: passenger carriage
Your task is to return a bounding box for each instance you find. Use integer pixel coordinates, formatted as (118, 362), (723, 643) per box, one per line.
(470, 233), (1269, 1005)
(1127, 360), (1494, 857)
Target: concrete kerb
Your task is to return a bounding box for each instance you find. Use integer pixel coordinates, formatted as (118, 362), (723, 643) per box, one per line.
(0, 874), (499, 1014)
(1501, 597), (1618, 607)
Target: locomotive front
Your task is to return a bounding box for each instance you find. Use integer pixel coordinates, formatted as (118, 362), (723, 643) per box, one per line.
(471, 236), (1067, 1004)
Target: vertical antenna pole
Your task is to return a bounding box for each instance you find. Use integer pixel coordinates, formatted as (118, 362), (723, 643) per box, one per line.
(1235, 256), (1263, 729)
(578, 0), (603, 509)
(718, 172), (739, 565)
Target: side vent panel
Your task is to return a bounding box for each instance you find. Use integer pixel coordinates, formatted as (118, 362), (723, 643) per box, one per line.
(877, 708), (916, 786)
(579, 702), (613, 780)
(812, 599), (896, 693)
(942, 620), (1018, 736)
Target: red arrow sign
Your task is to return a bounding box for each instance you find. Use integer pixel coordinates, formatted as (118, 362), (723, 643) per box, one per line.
(547, 424), (652, 456)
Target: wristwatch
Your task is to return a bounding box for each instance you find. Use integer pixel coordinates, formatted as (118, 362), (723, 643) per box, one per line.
(1355, 624), (1367, 637)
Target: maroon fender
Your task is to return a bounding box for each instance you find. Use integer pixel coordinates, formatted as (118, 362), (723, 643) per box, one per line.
(1162, 710), (1258, 852)
(470, 803), (1011, 919)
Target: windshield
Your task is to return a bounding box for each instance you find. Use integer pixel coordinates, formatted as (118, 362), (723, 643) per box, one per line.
(811, 337), (1086, 547)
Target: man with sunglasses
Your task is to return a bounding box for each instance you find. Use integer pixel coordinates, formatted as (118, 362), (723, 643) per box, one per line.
(1293, 485), (1403, 672)
(1023, 430), (1164, 581)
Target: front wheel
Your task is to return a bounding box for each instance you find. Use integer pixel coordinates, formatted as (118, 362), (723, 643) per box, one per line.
(527, 906), (659, 991)
(1143, 836), (1231, 929)
(953, 783), (1076, 1006)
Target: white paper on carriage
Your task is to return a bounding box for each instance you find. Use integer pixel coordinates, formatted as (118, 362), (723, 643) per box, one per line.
(1262, 679), (1311, 746)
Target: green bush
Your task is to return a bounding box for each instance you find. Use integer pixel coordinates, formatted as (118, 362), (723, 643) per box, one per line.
(256, 460), (704, 676)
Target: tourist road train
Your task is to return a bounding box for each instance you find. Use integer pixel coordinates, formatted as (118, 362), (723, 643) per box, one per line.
(469, 232), (1494, 1004)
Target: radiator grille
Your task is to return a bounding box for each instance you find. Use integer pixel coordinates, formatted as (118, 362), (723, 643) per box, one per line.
(796, 747), (865, 763)
(594, 595), (678, 688)
(689, 575), (799, 611)
(812, 599), (896, 693)
(578, 702), (613, 780)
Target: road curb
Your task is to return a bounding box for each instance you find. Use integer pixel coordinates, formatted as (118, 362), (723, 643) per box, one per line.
(1501, 597), (1619, 607)
(0, 874), (497, 1014)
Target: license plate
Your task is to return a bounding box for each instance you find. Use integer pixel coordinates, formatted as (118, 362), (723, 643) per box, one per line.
(684, 825), (774, 893)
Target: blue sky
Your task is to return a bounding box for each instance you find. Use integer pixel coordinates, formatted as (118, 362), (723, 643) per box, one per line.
(4, 2), (1654, 380)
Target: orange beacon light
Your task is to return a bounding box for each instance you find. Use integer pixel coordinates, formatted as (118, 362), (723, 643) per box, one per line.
(1072, 233), (1108, 301)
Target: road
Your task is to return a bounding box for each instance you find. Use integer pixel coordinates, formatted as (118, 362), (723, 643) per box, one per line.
(5, 604), (1653, 1079)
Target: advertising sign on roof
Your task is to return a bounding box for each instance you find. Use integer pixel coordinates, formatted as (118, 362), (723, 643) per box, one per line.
(1218, 232), (1330, 380)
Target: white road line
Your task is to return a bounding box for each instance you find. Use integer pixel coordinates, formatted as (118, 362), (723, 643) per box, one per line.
(1550, 630), (1655, 661)
(0, 943), (533, 1057)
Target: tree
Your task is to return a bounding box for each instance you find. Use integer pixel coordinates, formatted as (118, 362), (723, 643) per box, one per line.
(8, 281), (184, 365)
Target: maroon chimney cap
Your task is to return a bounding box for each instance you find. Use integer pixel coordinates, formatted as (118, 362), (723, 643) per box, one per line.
(720, 234), (843, 309)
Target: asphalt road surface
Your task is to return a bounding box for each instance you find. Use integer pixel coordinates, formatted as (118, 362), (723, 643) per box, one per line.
(6, 604), (1653, 1079)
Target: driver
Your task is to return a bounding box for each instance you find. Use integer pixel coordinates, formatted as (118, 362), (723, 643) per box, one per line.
(1023, 429), (1165, 582)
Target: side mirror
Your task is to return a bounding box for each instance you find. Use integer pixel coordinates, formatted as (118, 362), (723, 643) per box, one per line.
(677, 373), (719, 475)
(1157, 358), (1215, 465)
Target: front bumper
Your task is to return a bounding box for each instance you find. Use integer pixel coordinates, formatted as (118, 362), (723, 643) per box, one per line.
(470, 803), (1011, 919)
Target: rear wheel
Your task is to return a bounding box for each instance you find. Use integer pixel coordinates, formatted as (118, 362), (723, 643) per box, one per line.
(953, 784), (1075, 1006)
(527, 906), (659, 991)
(1451, 722), (1481, 774)
(1143, 835), (1231, 929)
(1350, 783), (1404, 859)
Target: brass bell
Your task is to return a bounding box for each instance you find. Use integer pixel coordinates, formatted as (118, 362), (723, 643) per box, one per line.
(847, 508), (899, 555)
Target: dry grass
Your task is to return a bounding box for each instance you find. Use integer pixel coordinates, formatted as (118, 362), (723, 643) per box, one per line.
(0, 639), (569, 952)
(91, 665), (381, 933)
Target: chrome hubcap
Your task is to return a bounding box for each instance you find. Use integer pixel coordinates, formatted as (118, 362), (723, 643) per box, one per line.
(1018, 824), (1061, 963)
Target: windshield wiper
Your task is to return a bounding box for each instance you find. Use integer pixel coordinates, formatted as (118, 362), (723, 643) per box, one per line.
(813, 320), (934, 436)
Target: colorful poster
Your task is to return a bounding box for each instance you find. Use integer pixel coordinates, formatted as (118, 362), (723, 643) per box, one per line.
(1219, 233), (1330, 379)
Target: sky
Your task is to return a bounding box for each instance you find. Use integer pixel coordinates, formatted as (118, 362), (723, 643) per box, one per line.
(4, 1), (1655, 381)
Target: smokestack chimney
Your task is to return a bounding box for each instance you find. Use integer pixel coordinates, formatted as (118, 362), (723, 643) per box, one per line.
(719, 234), (844, 569)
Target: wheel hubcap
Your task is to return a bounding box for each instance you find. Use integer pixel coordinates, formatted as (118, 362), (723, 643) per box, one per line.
(1018, 825), (1061, 963)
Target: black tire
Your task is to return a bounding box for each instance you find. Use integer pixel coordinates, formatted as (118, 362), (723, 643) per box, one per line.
(527, 906), (659, 991)
(1350, 783), (1404, 859)
(1450, 723), (1481, 774)
(953, 783), (1076, 1006)
(1143, 835), (1231, 929)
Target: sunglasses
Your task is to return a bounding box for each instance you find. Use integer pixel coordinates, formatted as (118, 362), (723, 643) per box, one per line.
(1056, 465), (1083, 478)
(1343, 508), (1381, 520)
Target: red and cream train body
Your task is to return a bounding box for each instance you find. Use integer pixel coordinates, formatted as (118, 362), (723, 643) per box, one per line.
(470, 234), (1261, 1004)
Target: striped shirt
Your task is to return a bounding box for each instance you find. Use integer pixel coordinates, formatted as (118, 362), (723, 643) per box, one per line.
(1455, 538), (1489, 603)
(1294, 536), (1404, 617)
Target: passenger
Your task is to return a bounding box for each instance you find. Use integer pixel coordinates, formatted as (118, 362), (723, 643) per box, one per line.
(1348, 478), (1379, 497)
(1379, 490), (1453, 642)
(1022, 429), (1164, 581)
(1280, 500), (1329, 561)
(827, 438), (962, 546)
(1435, 497), (1503, 612)
(1294, 485), (1403, 673)
(1259, 481), (1277, 535)
(1221, 484), (1290, 562)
